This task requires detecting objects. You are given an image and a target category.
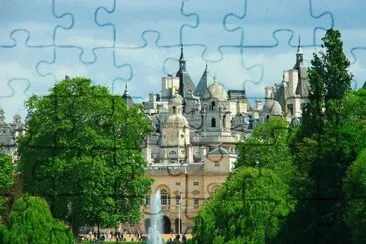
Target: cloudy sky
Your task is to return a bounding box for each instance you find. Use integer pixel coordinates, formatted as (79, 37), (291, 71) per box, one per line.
(0, 0), (365, 122)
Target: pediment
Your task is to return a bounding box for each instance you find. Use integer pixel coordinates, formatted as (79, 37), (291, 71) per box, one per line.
(191, 190), (200, 195)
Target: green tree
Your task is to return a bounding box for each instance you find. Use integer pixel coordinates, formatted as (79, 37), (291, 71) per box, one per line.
(192, 167), (295, 244)
(0, 194), (73, 244)
(236, 117), (296, 184)
(17, 77), (152, 235)
(281, 88), (366, 243)
(343, 149), (366, 244)
(286, 28), (362, 242)
(301, 28), (352, 136)
(0, 153), (13, 219)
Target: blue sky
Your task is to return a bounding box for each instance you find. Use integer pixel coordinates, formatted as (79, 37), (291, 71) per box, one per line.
(0, 0), (365, 121)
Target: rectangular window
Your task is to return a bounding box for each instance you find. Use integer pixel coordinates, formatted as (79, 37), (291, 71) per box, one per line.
(145, 196), (150, 205)
(193, 181), (199, 186)
(175, 182), (181, 186)
(176, 195), (181, 205)
(214, 162), (220, 167)
(193, 199), (199, 205)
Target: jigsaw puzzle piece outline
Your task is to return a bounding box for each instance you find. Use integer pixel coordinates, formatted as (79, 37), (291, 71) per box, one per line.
(0, 29), (56, 117)
(36, 46), (133, 95)
(95, 0), (194, 49)
(180, 0), (246, 62)
(52, 0), (115, 64)
(349, 47), (366, 89)
(0, 0), (73, 47)
(224, 0), (334, 49)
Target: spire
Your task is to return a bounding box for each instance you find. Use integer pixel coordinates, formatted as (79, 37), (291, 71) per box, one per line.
(194, 62), (214, 97)
(122, 82), (134, 106)
(123, 82), (129, 96)
(177, 44), (187, 73)
(297, 36), (303, 54)
(179, 44), (185, 61)
(294, 36), (304, 69)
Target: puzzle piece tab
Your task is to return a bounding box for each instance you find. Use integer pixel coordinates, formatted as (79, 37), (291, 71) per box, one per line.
(0, 30), (54, 117)
(0, 0), (72, 46)
(37, 46), (132, 94)
(96, 0), (194, 48)
(225, 0), (334, 48)
(350, 48), (366, 89)
(181, 0), (245, 61)
(53, 0), (114, 63)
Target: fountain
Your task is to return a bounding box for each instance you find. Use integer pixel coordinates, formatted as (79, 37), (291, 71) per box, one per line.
(147, 190), (163, 244)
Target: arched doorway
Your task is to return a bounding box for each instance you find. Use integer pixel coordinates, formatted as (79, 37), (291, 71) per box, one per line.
(175, 218), (182, 234)
(162, 215), (171, 234)
(144, 218), (151, 233)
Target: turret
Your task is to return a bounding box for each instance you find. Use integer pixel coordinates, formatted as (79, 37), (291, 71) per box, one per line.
(294, 36), (304, 69)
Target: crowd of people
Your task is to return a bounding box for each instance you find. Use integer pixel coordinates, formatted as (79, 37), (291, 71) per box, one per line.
(79, 230), (143, 242)
(79, 228), (189, 242)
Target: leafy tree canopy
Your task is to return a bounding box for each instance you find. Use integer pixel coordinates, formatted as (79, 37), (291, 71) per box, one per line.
(17, 77), (153, 233)
(0, 153), (13, 218)
(192, 167), (295, 244)
(236, 117), (295, 184)
(344, 149), (366, 244)
(0, 194), (74, 244)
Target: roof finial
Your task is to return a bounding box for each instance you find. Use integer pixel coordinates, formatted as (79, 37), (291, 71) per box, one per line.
(205, 61), (208, 71)
(123, 82), (129, 96)
(297, 36), (303, 53)
(180, 44), (185, 61)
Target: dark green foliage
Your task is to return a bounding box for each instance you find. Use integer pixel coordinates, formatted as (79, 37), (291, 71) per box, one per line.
(344, 149), (366, 243)
(192, 167), (295, 244)
(0, 195), (74, 244)
(284, 29), (363, 243)
(0, 153), (13, 218)
(302, 28), (352, 137)
(17, 77), (153, 234)
(236, 117), (296, 184)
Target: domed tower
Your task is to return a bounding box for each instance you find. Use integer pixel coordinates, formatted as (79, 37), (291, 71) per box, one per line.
(200, 81), (235, 145)
(160, 94), (193, 163)
(261, 99), (283, 121)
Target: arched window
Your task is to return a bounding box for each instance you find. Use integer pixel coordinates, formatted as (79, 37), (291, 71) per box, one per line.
(173, 106), (176, 114)
(223, 115), (226, 129)
(161, 189), (169, 205)
(211, 118), (216, 128)
(211, 101), (216, 110)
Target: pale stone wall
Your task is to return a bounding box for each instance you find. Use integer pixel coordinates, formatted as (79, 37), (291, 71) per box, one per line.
(139, 152), (235, 234)
(140, 171), (229, 234)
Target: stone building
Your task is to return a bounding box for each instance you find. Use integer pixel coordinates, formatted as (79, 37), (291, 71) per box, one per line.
(139, 46), (256, 235)
(0, 107), (26, 160)
(138, 43), (309, 235)
(263, 38), (309, 124)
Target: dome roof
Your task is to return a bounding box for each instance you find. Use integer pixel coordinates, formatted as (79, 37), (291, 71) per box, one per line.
(164, 114), (189, 128)
(262, 100), (282, 116)
(203, 83), (227, 101)
(170, 94), (183, 105)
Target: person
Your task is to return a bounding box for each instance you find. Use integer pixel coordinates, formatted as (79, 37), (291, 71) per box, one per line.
(182, 234), (187, 243)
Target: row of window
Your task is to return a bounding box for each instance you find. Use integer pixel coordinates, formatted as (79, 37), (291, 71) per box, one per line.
(175, 181), (199, 186)
(210, 116), (227, 128)
(145, 195), (199, 206)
